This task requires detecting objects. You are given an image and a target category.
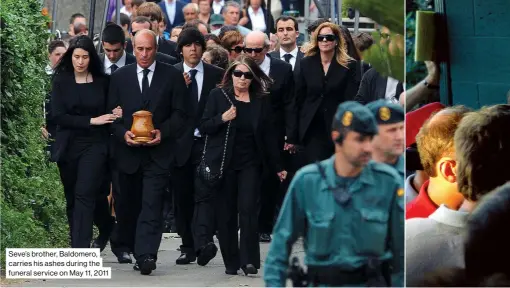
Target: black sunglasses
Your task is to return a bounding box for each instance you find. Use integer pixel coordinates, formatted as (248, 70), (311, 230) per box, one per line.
(233, 70), (254, 80)
(230, 46), (244, 53)
(317, 34), (336, 42)
(243, 47), (264, 54)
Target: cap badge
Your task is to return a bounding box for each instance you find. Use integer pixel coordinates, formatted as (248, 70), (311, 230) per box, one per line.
(379, 106), (391, 121)
(342, 111), (353, 127)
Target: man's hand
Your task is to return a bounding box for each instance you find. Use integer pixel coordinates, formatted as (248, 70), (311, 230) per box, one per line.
(112, 106), (123, 118)
(425, 61), (439, 85)
(183, 72), (192, 86)
(277, 171), (288, 182)
(284, 143), (297, 154)
(144, 129), (161, 146)
(41, 127), (49, 140)
(124, 131), (141, 147)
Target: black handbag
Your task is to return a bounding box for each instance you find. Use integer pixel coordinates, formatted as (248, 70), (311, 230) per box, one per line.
(196, 89), (233, 188)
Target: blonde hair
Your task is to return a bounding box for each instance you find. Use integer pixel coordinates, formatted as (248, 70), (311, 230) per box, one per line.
(305, 22), (352, 68)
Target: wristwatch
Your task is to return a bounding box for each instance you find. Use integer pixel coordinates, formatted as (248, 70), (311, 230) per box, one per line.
(424, 80), (440, 90)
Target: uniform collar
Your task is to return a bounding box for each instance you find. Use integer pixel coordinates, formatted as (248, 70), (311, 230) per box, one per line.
(393, 154), (405, 174)
(325, 156), (375, 187)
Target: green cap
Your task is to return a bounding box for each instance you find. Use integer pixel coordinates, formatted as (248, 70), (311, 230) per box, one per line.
(210, 14), (224, 26)
(365, 99), (405, 125)
(333, 101), (379, 135)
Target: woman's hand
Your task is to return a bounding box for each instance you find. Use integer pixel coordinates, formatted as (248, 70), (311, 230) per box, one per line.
(112, 106), (123, 118)
(277, 171), (288, 182)
(221, 105), (237, 122)
(90, 114), (117, 125)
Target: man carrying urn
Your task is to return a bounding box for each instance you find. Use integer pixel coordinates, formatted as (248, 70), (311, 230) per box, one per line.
(107, 29), (188, 275)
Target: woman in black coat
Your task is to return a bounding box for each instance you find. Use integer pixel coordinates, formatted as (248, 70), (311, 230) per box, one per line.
(200, 55), (286, 276)
(51, 35), (117, 248)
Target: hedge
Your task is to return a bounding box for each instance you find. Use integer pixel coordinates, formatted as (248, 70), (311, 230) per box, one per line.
(0, 0), (68, 266)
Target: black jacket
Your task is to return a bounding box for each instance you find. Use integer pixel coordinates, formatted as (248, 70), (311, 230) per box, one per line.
(173, 61), (225, 167)
(200, 88), (282, 174)
(107, 61), (188, 173)
(268, 48), (305, 81)
(354, 67), (404, 105)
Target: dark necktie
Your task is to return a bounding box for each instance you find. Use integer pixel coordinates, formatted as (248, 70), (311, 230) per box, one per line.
(142, 69), (150, 106)
(189, 69), (199, 106)
(110, 64), (118, 74)
(283, 53), (293, 63)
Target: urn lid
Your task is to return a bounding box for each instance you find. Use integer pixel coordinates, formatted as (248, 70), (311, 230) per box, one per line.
(132, 110), (152, 117)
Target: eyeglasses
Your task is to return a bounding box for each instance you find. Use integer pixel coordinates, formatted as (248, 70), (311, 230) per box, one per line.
(233, 70), (254, 80)
(243, 47), (264, 54)
(229, 46), (244, 53)
(317, 34), (336, 42)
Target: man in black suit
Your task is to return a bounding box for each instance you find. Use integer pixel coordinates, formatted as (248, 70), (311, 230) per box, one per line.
(244, 31), (297, 243)
(171, 27), (224, 266)
(108, 29), (188, 275)
(269, 16), (304, 79)
(354, 67), (404, 105)
(128, 17), (179, 64)
(126, 4), (179, 59)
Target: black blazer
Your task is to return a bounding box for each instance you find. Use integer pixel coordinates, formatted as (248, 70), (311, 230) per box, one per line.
(173, 61), (225, 167)
(51, 74), (110, 162)
(354, 67), (404, 105)
(269, 49), (304, 78)
(126, 37), (179, 59)
(108, 61), (188, 174)
(160, 0), (186, 33)
(243, 7), (275, 33)
(296, 53), (359, 142)
(200, 88), (282, 174)
(265, 55), (297, 144)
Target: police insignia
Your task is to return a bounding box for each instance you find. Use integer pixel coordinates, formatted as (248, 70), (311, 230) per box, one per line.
(342, 111), (353, 126)
(397, 188), (404, 197)
(379, 107), (391, 121)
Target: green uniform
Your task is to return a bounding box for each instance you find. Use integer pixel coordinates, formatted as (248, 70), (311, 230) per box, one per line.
(264, 157), (404, 287)
(392, 154), (405, 183)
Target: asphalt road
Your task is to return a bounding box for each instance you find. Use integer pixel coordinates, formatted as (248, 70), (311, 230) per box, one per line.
(5, 234), (304, 287)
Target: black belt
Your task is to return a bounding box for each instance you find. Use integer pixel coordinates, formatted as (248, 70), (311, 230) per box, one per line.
(307, 263), (389, 287)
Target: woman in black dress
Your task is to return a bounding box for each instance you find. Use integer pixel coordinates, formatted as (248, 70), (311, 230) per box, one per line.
(52, 35), (117, 248)
(200, 55), (287, 276)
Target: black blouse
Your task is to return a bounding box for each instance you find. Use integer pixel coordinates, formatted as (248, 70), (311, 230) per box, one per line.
(230, 99), (259, 170)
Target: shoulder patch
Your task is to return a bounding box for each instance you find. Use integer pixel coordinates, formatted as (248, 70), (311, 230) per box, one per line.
(397, 188), (404, 197)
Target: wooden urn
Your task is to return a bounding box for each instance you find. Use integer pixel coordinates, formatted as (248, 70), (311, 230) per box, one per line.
(131, 110), (155, 143)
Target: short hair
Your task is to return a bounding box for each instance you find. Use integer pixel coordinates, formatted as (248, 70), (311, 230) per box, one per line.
(275, 15), (298, 31)
(102, 23), (126, 45)
(223, 1), (241, 13)
(182, 19), (211, 33)
(204, 33), (221, 46)
(244, 31), (270, 48)
(132, 0), (146, 8)
(132, 16), (153, 30)
(220, 30), (243, 50)
(454, 104), (510, 201)
(218, 25), (238, 40)
(204, 45), (229, 69)
(132, 29), (158, 47)
(48, 40), (66, 54)
(183, 3), (199, 14)
(307, 18), (329, 34)
(69, 13), (85, 24)
(416, 106), (471, 177)
(111, 12), (131, 29)
(136, 2), (163, 23)
(352, 32), (374, 52)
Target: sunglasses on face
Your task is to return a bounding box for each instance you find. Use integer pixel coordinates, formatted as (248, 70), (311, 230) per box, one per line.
(243, 47), (264, 54)
(233, 70), (254, 80)
(317, 34), (336, 42)
(230, 46), (244, 53)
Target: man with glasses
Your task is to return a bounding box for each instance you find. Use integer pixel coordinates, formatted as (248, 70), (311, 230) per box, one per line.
(244, 31), (297, 243)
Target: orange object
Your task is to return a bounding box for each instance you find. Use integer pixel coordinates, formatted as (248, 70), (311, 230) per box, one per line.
(131, 110), (154, 143)
(41, 7), (49, 17)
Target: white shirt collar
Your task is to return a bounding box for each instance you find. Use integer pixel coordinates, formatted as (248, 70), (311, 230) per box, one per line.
(259, 55), (271, 76)
(45, 64), (54, 75)
(104, 51), (127, 69)
(137, 61), (157, 74)
(279, 46), (298, 58)
(248, 6), (261, 15)
(429, 204), (469, 228)
(183, 60), (204, 74)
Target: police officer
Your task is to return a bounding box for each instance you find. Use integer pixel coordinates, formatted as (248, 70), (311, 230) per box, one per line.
(264, 101), (404, 287)
(365, 99), (405, 182)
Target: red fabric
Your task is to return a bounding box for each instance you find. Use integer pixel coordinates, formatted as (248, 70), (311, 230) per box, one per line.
(405, 102), (445, 147)
(406, 180), (438, 219)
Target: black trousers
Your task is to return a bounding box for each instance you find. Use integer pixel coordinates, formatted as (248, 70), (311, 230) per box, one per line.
(94, 166), (117, 243)
(259, 168), (280, 234)
(112, 154), (169, 260)
(303, 117), (334, 166)
(57, 144), (108, 248)
(171, 138), (204, 256)
(217, 165), (262, 270)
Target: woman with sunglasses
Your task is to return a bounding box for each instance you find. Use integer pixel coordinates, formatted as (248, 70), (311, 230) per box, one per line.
(51, 35), (117, 248)
(200, 55), (286, 276)
(296, 22), (359, 165)
(220, 30), (245, 61)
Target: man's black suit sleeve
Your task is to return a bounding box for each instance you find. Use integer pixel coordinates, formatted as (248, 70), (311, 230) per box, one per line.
(354, 68), (373, 105)
(262, 98), (283, 173)
(344, 61), (360, 102)
(282, 63), (298, 144)
(107, 72), (128, 142)
(159, 67), (188, 140)
(51, 77), (91, 129)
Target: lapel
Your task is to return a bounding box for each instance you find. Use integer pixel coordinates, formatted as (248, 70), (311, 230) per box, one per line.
(323, 55), (346, 93)
(126, 53), (136, 65)
(249, 94), (262, 133)
(376, 73), (388, 99)
(268, 56), (276, 80)
(127, 64), (143, 108)
(295, 50), (304, 72)
(145, 62), (165, 110)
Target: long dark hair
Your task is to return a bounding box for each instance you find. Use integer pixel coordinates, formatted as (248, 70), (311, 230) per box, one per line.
(339, 25), (361, 61)
(53, 35), (104, 78)
(218, 55), (273, 98)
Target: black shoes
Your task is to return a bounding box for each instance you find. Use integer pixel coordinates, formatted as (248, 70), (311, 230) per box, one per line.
(225, 268), (238, 275)
(197, 242), (218, 266)
(241, 264), (258, 276)
(114, 252), (132, 264)
(135, 257), (156, 275)
(91, 238), (108, 252)
(259, 233), (272, 243)
(176, 252), (196, 265)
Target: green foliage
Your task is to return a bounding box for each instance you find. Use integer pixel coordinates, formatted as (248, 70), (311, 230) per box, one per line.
(0, 0), (68, 265)
(344, 0), (404, 34)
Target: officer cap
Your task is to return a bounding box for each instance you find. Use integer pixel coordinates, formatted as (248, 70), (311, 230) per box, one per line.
(332, 101), (379, 135)
(365, 99), (405, 125)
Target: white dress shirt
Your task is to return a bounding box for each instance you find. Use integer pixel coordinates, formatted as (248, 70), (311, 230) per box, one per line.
(165, 0), (176, 25)
(136, 61), (156, 92)
(184, 61), (205, 137)
(259, 55), (271, 76)
(104, 51), (127, 75)
(119, 6), (131, 17)
(212, 0), (225, 14)
(385, 77), (400, 103)
(279, 46), (298, 70)
(248, 6), (266, 32)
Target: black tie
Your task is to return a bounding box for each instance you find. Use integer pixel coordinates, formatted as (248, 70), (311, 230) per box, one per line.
(189, 69), (199, 105)
(142, 69), (150, 106)
(283, 53), (293, 63)
(110, 64), (118, 74)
